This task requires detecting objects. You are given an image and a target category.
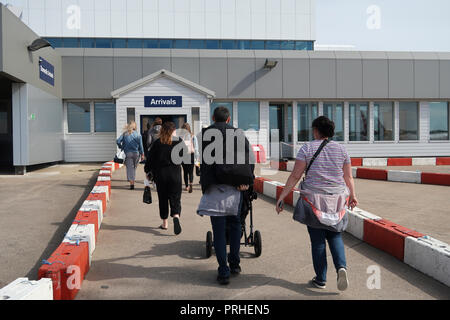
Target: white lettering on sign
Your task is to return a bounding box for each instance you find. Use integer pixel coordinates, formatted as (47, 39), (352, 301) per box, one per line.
(67, 5), (81, 30)
(40, 65), (54, 79)
(150, 98), (177, 106)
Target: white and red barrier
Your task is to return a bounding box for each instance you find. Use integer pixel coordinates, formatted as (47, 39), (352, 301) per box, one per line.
(0, 278), (53, 300)
(254, 176), (450, 287)
(63, 224), (96, 266)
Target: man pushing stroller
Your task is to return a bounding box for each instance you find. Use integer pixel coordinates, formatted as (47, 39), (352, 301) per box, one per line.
(197, 106), (255, 285)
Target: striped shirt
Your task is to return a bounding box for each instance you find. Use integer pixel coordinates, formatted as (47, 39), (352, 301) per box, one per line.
(296, 140), (351, 189)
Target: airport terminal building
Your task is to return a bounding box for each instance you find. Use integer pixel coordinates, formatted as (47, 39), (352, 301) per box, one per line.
(0, 1), (449, 173)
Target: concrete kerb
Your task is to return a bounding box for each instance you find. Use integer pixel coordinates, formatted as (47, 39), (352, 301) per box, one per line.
(0, 161), (123, 300)
(254, 176), (450, 288)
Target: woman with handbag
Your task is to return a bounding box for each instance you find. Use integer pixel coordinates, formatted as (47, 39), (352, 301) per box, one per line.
(276, 116), (358, 292)
(144, 122), (186, 235)
(180, 123), (199, 193)
(116, 121), (144, 190)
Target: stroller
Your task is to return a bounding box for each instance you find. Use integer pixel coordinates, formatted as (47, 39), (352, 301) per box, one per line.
(205, 186), (262, 258)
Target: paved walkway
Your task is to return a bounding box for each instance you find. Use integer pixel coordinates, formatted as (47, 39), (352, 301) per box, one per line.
(77, 166), (450, 300)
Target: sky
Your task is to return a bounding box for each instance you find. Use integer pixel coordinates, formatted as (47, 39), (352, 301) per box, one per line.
(315, 0), (450, 51)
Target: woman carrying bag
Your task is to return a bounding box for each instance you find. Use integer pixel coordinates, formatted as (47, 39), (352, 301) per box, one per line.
(116, 121), (144, 190)
(276, 116), (358, 292)
(180, 123), (199, 193)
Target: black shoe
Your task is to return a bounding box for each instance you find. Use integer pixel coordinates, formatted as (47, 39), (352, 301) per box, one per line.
(173, 217), (182, 235)
(230, 266), (242, 275)
(310, 277), (326, 289)
(130, 185), (135, 190)
(217, 275), (230, 285)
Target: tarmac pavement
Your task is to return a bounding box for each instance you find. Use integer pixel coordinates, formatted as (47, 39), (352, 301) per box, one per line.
(76, 166), (450, 300)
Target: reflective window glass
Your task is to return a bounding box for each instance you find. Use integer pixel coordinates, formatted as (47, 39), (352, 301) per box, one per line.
(323, 102), (344, 141)
(190, 40), (205, 49)
(266, 41), (280, 50)
(112, 39), (127, 48)
(96, 38), (112, 48)
(205, 40), (220, 49)
(281, 41), (295, 50)
(210, 102), (233, 124)
(238, 102), (260, 131)
(68, 102), (90, 133)
(159, 39), (173, 48)
(127, 39), (143, 48)
(374, 102), (394, 141)
(47, 38), (63, 48)
(143, 39), (159, 48)
(221, 40), (236, 49)
(399, 102), (419, 140)
(236, 40), (251, 50)
(349, 102), (369, 141)
(429, 102), (449, 140)
(251, 40), (265, 50)
(63, 38), (79, 48)
(80, 38), (95, 48)
(174, 39), (189, 48)
(94, 102), (116, 132)
(297, 103), (318, 141)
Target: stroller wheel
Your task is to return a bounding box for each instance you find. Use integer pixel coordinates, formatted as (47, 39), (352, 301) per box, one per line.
(254, 230), (262, 257)
(206, 231), (213, 258)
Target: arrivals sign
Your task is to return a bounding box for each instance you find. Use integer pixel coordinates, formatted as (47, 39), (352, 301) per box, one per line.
(39, 57), (55, 86)
(145, 96), (182, 108)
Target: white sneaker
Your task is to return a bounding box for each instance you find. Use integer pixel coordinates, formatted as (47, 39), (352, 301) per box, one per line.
(337, 268), (349, 291)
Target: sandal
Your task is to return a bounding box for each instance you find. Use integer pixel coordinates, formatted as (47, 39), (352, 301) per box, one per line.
(173, 217), (182, 235)
(158, 225), (168, 230)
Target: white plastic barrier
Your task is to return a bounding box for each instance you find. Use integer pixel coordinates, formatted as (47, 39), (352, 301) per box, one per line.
(99, 170), (111, 175)
(63, 224), (96, 265)
(286, 161), (295, 172)
(404, 236), (450, 287)
(263, 180), (284, 199)
(91, 185), (110, 201)
(412, 158), (436, 166)
(387, 170), (421, 184)
(97, 176), (111, 182)
(362, 158), (388, 167)
(80, 200), (104, 227)
(352, 167), (357, 178)
(0, 278), (53, 300)
(346, 207), (382, 240)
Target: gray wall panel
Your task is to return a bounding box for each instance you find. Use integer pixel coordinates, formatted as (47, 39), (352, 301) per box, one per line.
(310, 58), (336, 99)
(113, 57), (143, 90)
(142, 57), (171, 77)
(440, 60), (450, 99)
(337, 59), (363, 99)
(228, 58), (256, 99)
(414, 60), (439, 99)
(84, 57), (114, 99)
(282, 58), (310, 99)
(362, 59), (389, 98)
(61, 57), (84, 99)
(389, 60), (414, 98)
(172, 57), (200, 84)
(199, 57), (228, 98)
(255, 58), (283, 99)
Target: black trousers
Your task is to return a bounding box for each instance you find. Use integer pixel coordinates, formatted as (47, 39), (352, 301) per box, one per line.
(182, 153), (195, 187)
(154, 166), (182, 220)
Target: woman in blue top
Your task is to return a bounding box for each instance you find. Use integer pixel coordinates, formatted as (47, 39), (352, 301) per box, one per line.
(116, 121), (144, 190)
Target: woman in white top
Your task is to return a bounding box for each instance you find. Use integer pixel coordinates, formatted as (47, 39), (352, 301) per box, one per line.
(180, 123), (199, 193)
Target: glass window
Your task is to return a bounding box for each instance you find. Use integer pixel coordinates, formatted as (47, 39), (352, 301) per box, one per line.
(287, 105), (293, 143)
(210, 102), (233, 124)
(63, 38), (79, 48)
(349, 102), (369, 141)
(281, 41), (295, 50)
(238, 102), (260, 131)
(295, 41), (308, 50)
(96, 38), (112, 48)
(94, 102), (116, 132)
(159, 39), (173, 48)
(323, 102), (344, 141)
(127, 108), (135, 124)
(127, 39), (143, 48)
(266, 41), (280, 50)
(429, 102), (449, 140)
(251, 40), (265, 50)
(236, 40), (251, 50)
(190, 40), (205, 49)
(80, 38), (95, 48)
(67, 102), (90, 133)
(221, 40), (236, 49)
(297, 103), (318, 141)
(374, 102), (394, 141)
(205, 40), (220, 49)
(112, 38), (127, 48)
(399, 102), (419, 140)
(174, 39), (189, 49)
(143, 39), (158, 48)
(47, 38), (63, 48)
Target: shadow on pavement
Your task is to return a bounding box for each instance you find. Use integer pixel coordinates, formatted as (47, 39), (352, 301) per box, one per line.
(100, 223), (176, 238)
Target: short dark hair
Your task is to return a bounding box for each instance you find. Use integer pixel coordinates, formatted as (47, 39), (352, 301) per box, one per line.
(213, 106), (230, 123)
(312, 116), (335, 138)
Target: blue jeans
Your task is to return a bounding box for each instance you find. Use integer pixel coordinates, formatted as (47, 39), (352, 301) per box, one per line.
(307, 226), (347, 283)
(210, 214), (242, 278)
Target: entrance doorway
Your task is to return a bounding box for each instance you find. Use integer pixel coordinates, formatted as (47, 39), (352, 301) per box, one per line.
(140, 114), (187, 134)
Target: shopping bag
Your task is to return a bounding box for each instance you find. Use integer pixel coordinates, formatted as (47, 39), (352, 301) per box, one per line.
(143, 178), (152, 204)
(114, 150), (125, 164)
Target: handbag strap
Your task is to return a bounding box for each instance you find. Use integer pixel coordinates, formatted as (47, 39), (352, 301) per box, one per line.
(304, 139), (330, 179)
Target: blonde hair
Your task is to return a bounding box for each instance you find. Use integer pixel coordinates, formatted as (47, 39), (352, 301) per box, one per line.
(124, 121), (136, 135)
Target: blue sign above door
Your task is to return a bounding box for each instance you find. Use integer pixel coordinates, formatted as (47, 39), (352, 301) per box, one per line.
(39, 57), (55, 86)
(145, 96), (182, 108)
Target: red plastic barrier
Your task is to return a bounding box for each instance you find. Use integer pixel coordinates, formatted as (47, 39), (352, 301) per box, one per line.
(114, 162), (120, 170)
(356, 168), (388, 180)
(254, 177), (270, 194)
(363, 219), (424, 261)
(421, 172), (450, 186)
(436, 157), (450, 166)
(387, 158), (412, 166)
(251, 145), (266, 164)
(86, 193), (107, 213)
(95, 181), (111, 197)
(276, 186), (298, 206)
(351, 158), (363, 167)
(99, 171), (112, 177)
(74, 210), (99, 236)
(38, 242), (90, 300)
